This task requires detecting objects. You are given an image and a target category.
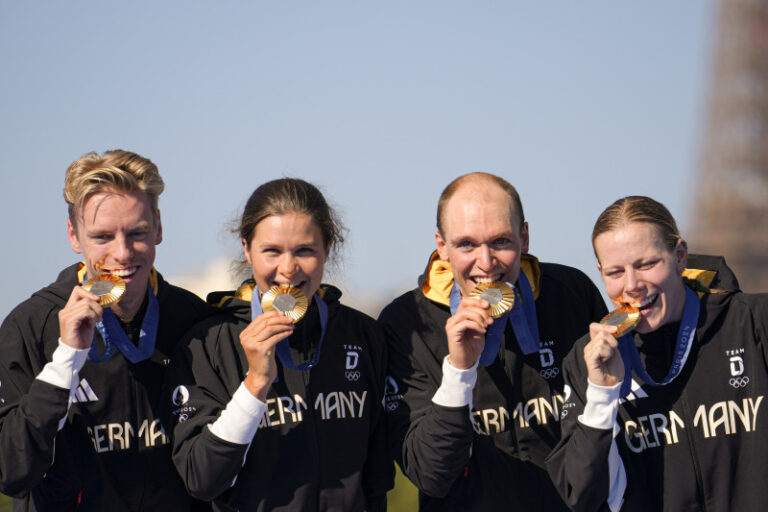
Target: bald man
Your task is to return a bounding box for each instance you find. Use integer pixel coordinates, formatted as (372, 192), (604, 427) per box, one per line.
(380, 172), (607, 511)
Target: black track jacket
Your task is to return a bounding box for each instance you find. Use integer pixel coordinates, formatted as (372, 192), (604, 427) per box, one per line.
(380, 253), (606, 511)
(0, 263), (211, 511)
(164, 283), (392, 512)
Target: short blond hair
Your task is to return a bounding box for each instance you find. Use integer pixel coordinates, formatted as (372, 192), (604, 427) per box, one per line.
(64, 149), (164, 230)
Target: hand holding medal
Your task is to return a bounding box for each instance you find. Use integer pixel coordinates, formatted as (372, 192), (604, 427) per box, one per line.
(583, 307), (639, 387)
(446, 280), (513, 370)
(241, 289), (299, 400)
(59, 274), (126, 351)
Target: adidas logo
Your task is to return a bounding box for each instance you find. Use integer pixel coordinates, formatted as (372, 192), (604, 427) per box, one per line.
(71, 378), (99, 403)
(619, 379), (648, 404)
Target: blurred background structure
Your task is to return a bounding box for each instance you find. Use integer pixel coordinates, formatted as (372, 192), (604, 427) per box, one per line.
(690, 0), (768, 291)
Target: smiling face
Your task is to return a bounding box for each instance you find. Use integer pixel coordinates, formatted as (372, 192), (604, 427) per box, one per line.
(68, 189), (162, 319)
(243, 212), (329, 300)
(435, 181), (529, 297)
(594, 221), (688, 333)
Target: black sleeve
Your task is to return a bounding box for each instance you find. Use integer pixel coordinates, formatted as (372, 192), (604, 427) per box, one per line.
(379, 299), (473, 498)
(162, 324), (250, 502)
(0, 310), (71, 497)
(546, 340), (616, 512)
(361, 320), (394, 511)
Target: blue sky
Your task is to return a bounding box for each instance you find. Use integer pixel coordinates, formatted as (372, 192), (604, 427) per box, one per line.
(0, 1), (715, 318)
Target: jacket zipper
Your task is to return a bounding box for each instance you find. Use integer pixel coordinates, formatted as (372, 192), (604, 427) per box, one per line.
(303, 370), (322, 509)
(679, 391), (708, 511)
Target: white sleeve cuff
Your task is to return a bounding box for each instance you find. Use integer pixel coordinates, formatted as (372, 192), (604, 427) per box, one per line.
(432, 356), (478, 408)
(37, 338), (90, 390)
(208, 382), (268, 445)
(578, 379), (622, 430)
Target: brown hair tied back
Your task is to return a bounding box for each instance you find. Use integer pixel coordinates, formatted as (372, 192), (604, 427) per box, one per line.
(592, 195), (681, 257)
(238, 178), (345, 255)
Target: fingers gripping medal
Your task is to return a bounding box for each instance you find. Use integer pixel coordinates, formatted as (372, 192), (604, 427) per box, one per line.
(261, 285), (309, 323)
(469, 281), (515, 318)
(81, 274), (126, 307)
(600, 305), (641, 337)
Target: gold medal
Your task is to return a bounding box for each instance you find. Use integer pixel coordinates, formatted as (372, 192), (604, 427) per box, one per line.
(82, 274), (126, 307)
(469, 281), (515, 319)
(261, 285), (309, 323)
(600, 305), (641, 337)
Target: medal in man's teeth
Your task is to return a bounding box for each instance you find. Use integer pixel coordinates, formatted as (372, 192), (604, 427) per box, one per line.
(469, 281), (515, 318)
(82, 274), (126, 307)
(261, 285), (309, 323)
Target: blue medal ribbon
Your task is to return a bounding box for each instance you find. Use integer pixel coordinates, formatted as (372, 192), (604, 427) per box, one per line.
(449, 271), (540, 367)
(88, 286), (160, 364)
(618, 285), (700, 398)
(251, 287), (328, 372)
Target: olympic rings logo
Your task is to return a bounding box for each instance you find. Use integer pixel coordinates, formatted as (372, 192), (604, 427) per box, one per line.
(729, 376), (750, 388)
(345, 371), (361, 381)
(540, 367), (560, 379)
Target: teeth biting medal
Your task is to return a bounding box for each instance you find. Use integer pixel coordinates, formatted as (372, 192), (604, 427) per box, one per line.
(261, 285), (309, 323)
(600, 305), (641, 337)
(81, 274), (126, 307)
(469, 281), (515, 318)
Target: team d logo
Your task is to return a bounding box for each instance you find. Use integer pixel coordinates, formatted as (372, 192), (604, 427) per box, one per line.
(172, 385), (190, 406)
(727, 348), (749, 388)
(345, 350), (361, 381)
(538, 344), (560, 380)
(384, 376), (403, 412)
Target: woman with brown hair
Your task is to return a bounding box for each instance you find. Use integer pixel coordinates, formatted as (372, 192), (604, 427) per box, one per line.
(547, 195), (768, 511)
(163, 178), (392, 511)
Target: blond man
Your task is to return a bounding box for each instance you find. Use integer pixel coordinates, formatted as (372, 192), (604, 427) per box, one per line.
(0, 150), (210, 511)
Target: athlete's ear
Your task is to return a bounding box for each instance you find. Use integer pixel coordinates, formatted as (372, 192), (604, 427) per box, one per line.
(521, 222), (529, 254)
(242, 238), (252, 266)
(67, 218), (82, 254)
(435, 230), (449, 261)
(675, 239), (688, 274)
(154, 210), (163, 245)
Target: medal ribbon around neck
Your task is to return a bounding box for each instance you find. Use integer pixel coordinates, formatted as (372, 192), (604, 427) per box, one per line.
(87, 281), (160, 364)
(617, 285), (700, 398)
(251, 286), (328, 372)
(449, 271), (540, 366)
